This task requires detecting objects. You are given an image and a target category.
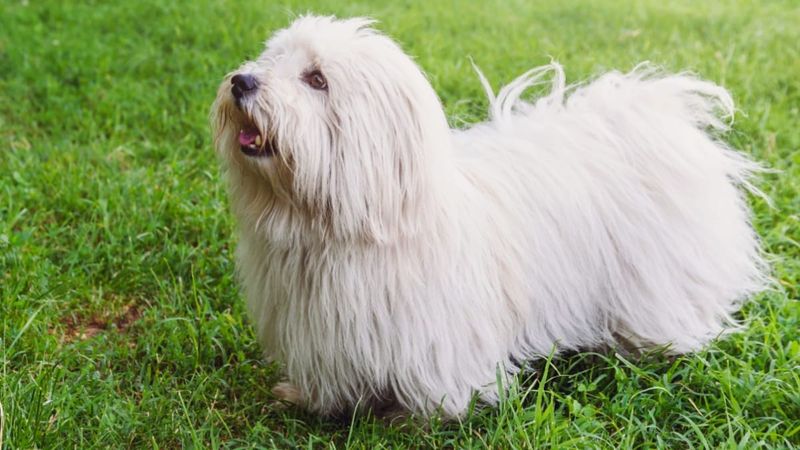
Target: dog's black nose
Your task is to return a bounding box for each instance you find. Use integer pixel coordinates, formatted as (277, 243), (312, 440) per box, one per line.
(231, 74), (258, 100)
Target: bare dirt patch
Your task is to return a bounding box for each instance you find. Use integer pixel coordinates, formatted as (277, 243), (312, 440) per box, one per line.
(57, 303), (142, 343)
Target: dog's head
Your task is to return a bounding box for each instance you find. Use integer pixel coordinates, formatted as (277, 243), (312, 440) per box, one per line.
(212, 16), (451, 243)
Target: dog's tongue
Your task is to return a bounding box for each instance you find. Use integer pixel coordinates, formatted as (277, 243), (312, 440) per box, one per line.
(238, 128), (260, 146)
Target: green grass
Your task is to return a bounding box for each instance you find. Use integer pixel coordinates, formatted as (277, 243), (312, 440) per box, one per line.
(1, 0), (798, 447)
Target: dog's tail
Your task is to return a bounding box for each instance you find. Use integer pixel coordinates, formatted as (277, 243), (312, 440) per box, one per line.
(471, 58), (566, 124)
(472, 61), (768, 198)
(472, 60), (736, 130)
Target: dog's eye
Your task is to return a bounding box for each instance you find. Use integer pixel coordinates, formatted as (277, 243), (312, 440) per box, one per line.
(303, 70), (328, 91)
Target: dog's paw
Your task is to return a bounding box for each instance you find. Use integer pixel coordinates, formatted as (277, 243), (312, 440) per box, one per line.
(271, 382), (302, 405)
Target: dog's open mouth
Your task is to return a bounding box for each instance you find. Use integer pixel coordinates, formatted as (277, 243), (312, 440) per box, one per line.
(238, 126), (277, 158)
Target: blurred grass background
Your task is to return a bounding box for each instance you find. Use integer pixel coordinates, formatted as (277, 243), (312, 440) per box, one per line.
(1, 0), (798, 447)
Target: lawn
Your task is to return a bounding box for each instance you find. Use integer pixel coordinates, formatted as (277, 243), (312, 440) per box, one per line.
(1, 0), (798, 447)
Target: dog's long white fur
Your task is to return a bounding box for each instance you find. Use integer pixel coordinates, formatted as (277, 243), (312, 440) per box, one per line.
(212, 16), (767, 418)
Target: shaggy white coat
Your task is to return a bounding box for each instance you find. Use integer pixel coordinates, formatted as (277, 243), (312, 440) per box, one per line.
(212, 16), (767, 418)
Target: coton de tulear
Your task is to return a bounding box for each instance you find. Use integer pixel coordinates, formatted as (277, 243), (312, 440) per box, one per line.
(211, 16), (767, 418)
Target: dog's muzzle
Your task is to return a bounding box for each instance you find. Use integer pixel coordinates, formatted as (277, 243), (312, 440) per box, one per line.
(229, 73), (277, 158)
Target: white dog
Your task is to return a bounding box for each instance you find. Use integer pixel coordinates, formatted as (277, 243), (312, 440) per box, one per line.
(212, 16), (767, 418)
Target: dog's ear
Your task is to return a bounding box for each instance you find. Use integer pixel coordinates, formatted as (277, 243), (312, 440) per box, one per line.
(310, 54), (451, 244)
